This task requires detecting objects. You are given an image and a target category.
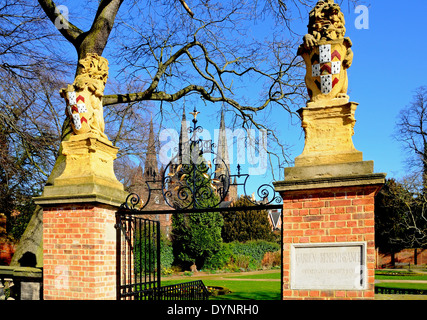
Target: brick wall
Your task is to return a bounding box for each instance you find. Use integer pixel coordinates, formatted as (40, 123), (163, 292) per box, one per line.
(43, 204), (116, 300)
(378, 249), (427, 267)
(281, 185), (380, 300)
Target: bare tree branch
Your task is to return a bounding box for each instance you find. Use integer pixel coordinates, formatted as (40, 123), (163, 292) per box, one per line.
(38, 0), (124, 59)
(178, 0), (194, 18)
(37, 0), (83, 46)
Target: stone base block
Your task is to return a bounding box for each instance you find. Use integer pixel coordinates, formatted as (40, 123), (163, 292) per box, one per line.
(34, 133), (127, 207)
(284, 161), (374, 181)
(295, 101), (362, 166)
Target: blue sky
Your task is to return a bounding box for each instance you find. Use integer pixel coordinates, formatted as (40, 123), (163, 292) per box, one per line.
(188, 1), (427, 195)
(343, 0), (426, 179)
(50, 1), (427, 195)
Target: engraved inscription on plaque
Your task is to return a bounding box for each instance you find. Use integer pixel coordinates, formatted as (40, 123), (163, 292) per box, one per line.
(291, 242), (367, 290)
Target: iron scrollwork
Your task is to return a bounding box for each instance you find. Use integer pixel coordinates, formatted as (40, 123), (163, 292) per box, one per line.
(121, 108), (282, 211)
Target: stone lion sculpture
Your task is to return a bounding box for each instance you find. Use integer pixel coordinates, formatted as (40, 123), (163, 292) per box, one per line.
(297, 0), (353, 103)
(60, 53), (109, 139)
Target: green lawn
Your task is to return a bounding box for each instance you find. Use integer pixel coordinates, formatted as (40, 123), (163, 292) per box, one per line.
(376, 282), (427, 291)
(223, 272), (281, 280)
(375, 269), (427, 281)
(204, 280), (280, 300)
(161, 269), (427, 300)
(376, 274), (427, 281)
(375, 269), (427, 297)
(161, 270), (281, 300)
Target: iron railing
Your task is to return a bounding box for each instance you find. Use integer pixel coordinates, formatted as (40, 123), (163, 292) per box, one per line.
(155, 280), (209, 300)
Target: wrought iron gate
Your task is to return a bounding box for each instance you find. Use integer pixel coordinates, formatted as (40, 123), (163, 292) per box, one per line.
(115, 213), (161, 300)
(116, 209), (211, 300)
(115, 107), (283, 300)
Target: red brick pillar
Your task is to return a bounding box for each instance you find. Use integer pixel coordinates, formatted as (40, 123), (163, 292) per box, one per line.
(41, 203), (117, 300)
(275, 172), (385, 300)
(34, 134), (127, 300)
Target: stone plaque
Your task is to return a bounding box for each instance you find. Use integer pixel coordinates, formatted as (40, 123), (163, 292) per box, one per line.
(20, 282), (41, 300)
(291, 242), (366, 290)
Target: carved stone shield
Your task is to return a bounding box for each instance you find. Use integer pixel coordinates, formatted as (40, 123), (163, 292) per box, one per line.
(65, 89), (91, 134)
(301, 39), (351, 102)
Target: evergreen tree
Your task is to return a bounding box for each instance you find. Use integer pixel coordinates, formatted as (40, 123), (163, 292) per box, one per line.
(222, 196), (274, 243)
(171, 150), (223, 269)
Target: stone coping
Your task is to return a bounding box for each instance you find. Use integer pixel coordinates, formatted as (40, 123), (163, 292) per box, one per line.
(0, 266), (42, 279)
(34, 190), (127, 208)
(274, 172), (387, 192)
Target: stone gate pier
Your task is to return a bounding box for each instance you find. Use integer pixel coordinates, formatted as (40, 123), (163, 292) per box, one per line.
(273, 0), (386, 300)
(33, 54), (127, 300)
(34, 134), (126, 299)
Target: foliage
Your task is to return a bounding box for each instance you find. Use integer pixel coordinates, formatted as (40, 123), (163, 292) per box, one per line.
(229, 240), (280, 264)
(375, 179), (414, 253)
(171, 154), (224, 269)
(160, 235), (174, 270)
(395, 86), (427, 190)
(9, 199), (37, 240)
(206, 286), (231, 297)
(390, 86), (427, 248)
(203, 240), (280, 271)
(203, 243), (234, 270)
(261, 251), (281, 269)
(172, 210), (224, 269)
(134, 229), (173, 273)
(222, 196), (275, 243)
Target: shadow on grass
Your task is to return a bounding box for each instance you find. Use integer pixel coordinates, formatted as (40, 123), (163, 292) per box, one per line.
(212, 291), (281, 300)
(203, 280), (281, 300)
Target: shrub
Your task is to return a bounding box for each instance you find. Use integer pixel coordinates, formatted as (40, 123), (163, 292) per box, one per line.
(207, 240), (280, 271)
(203, 243), (233, 270)
(161, 237), (174, 270)
(161, 267), (173, 276)
(229, 240), (280, 263)
(261, 251), (281, 269)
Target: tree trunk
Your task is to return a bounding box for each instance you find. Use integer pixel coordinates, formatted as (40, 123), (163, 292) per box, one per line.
(12, 0), (124, 267)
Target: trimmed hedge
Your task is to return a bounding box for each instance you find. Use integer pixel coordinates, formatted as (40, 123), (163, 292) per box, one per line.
(203, 240), (280, 271)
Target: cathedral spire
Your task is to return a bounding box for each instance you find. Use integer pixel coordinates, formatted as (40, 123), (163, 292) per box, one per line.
(215, 109), (230, 177)
(179, 106), (190, 164)
(144, 116), (158, 178)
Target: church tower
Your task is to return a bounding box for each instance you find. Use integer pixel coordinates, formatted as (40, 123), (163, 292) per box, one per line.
(171, 107), (238, 203)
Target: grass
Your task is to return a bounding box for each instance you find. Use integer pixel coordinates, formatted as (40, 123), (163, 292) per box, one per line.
(204, 280), (280, 300)
(376, 282), (427, 291)
(375, 269), (427, 282)
(160, 268), (427, 300)
(224, 272), (281, 280)
(161, 270), (281, 300)
(376, 274), (427, 281)
(375, 269), (427, 299)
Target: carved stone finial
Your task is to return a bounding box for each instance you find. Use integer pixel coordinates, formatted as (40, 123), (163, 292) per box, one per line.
(60, 53), (109, 139)
(298, 0), (353, 103)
